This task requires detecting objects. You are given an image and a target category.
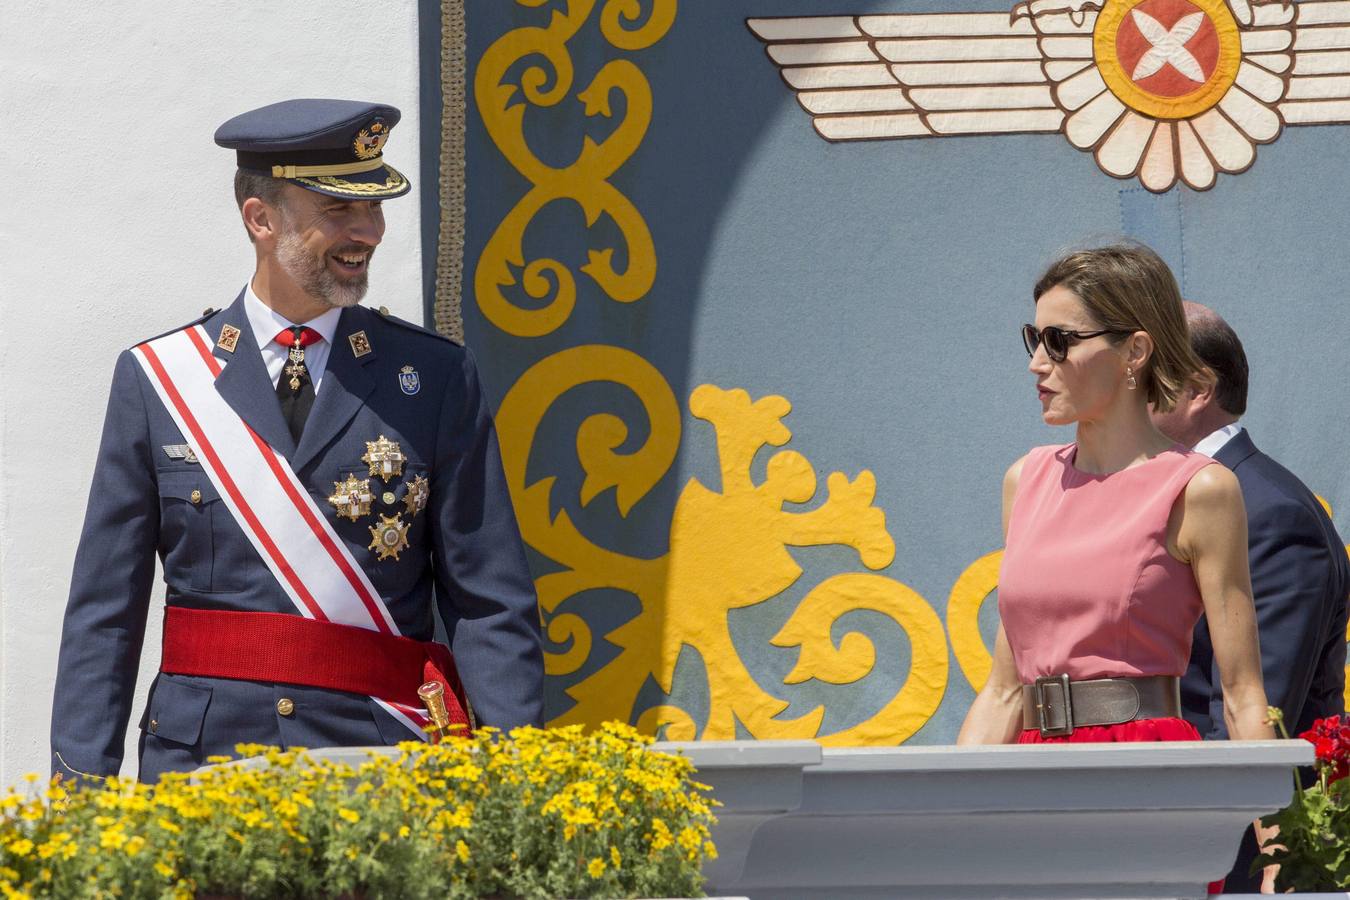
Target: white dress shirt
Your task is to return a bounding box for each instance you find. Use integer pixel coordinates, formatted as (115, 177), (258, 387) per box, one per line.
(1191, 422), (1243, 458)
(243, 283), (342, 393)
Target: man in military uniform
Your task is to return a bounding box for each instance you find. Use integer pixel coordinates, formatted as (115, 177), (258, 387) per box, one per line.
(51, 99), (544, 782)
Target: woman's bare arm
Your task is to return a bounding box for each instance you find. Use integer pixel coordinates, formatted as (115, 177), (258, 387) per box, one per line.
(957, 456), (1028, 745)
(1173, 464), (1273, 741)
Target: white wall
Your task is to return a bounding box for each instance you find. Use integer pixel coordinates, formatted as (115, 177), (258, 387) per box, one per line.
(0, 0), (423, 783)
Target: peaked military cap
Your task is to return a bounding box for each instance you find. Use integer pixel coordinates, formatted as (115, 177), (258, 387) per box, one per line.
(214, 99), (411, 200)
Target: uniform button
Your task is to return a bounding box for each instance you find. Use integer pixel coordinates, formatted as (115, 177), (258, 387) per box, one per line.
(190, 489), (202, 505)
(149, 719), (158, 734)
(276, 698), (295, 717)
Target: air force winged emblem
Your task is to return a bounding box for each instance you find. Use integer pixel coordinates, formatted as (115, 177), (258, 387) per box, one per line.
(748, 0), (1350, 191)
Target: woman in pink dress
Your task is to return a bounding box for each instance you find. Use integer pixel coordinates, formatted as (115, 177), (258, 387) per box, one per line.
(957, 245), (1276, 886)
(959, 243), (1271, 745)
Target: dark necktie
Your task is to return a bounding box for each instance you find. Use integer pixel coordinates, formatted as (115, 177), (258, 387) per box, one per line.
(273, 326), (322, 444)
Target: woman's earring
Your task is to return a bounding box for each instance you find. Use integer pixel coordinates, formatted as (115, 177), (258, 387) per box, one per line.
(1126, 366), (1137, 391)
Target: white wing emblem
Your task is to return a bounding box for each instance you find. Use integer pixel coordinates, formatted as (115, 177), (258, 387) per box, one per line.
(748, 0), (1350, 191)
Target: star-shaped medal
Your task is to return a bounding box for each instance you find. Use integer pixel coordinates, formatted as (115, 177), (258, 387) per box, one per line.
(362, 435), (406, 483)
(403, 474), (429, 517)
(368, 513), (411, 561)
(328, 474), (374, 522)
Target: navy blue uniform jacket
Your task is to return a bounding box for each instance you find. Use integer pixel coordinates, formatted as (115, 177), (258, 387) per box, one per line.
(1182, 429), (1348, 890)
(51, 294), (544, 781)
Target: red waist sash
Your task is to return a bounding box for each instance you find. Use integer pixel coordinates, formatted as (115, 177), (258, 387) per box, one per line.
(160, 606), (469, 729)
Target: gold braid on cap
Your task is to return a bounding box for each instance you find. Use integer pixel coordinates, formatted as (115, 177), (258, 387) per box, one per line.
(272, 157), (387, 179)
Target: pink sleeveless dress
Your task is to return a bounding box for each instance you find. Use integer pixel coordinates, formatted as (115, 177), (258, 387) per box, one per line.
(999, 443), (1219, 744)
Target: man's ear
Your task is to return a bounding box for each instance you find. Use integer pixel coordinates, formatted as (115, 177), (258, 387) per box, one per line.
(241, 197), (277, 244)
(1189, 366), (1218, 407)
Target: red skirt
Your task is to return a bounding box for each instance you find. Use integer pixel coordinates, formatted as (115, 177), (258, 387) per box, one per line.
(1016, 715), (1200, 744)
(1018, 716), (1224, 894)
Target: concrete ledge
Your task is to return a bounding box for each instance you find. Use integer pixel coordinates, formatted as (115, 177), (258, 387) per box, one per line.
(679, 740), (1310, 900)
(654, 740), (819, 887)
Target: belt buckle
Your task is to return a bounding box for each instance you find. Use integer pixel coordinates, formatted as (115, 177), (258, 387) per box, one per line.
(1034, 673), (1074, 737)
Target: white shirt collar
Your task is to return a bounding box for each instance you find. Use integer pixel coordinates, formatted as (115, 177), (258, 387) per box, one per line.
(1191, 423), (1243, 458)
(242, 281), (342, 349)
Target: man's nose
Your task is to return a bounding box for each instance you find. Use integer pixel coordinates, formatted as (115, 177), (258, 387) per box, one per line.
(349, 206), (385, 245)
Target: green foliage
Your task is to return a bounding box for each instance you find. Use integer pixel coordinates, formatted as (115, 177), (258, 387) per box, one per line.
(0, 723), (717, 899)
(1256, 710), (1350, 892)
(1257, 772), (1350, 891)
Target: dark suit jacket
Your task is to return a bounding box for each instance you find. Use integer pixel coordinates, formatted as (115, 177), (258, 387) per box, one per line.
(51, 293), (544, 782)
(1182, 428), (1348, 889)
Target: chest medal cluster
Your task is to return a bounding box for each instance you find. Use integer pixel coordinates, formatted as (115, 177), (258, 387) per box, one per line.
(325, 435), (429, 562)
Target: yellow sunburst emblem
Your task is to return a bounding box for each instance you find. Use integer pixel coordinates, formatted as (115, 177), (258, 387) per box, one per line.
(1093, 0), (1242, 120)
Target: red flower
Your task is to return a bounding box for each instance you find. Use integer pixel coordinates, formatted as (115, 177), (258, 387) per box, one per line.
(1299, 715), (1350, 784)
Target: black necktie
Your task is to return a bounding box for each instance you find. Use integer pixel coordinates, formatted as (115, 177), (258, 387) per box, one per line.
(274, 326), (319, 444)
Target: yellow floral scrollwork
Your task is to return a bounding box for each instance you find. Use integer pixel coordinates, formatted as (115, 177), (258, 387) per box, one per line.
(496, 360), (949, 744)
(472, 0), (673, 338)
(480, 0), (948, 744)
(945, 550), (1002, 693)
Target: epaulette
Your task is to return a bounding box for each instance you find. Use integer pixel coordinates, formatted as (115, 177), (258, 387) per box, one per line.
(370, 304), (462, 346)
(134, 307), (221, 349)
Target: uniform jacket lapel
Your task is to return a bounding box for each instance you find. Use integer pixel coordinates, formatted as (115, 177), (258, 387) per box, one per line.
(291, 307), (377, 473)
(208, 291), (298, 459)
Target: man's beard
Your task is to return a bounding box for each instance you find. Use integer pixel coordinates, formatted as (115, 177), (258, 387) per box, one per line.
(275, 231), (371, 309)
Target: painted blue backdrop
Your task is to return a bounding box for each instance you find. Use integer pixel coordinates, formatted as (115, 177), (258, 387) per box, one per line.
(428, 0), (1349, 744)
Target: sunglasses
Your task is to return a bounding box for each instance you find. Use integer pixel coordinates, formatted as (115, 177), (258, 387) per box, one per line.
(1021, 323), (1134, 363)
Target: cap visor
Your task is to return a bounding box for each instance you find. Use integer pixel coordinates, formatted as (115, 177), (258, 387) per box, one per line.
(287, 162), (411, 200)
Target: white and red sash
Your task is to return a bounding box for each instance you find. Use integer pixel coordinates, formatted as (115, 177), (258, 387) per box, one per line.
(132, 324), (431, 738)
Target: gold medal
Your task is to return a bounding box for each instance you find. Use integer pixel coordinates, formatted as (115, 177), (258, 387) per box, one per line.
(368, 513), (410, 561)
(328, 474), (374, 522)
(403, 474), (429, 517)
(362, 435), (406, 483)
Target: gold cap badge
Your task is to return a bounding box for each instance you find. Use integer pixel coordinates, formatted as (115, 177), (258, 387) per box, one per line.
(353, 119), (391, 160)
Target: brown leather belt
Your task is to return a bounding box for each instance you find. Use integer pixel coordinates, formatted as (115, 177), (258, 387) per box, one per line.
(1021, 674), (1181, 737)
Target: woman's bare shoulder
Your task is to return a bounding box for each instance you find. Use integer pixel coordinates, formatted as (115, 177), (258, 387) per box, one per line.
(1004, 453), (1031, 492)
(1181, 460), (1243, 510)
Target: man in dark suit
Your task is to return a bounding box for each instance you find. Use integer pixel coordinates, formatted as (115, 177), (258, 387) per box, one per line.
(51, 99), (544, 782)
(1152, 301), (1349, 891)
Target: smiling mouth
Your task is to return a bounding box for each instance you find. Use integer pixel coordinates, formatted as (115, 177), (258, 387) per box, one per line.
(330, 250), (370, 273)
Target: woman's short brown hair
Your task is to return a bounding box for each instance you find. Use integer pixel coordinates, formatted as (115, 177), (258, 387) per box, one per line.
(1033, 243), (1209, 413)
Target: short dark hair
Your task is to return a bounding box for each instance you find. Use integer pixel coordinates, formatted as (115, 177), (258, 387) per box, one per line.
(1188, 310), (1249, 416)
(232, 169), (287, 242)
